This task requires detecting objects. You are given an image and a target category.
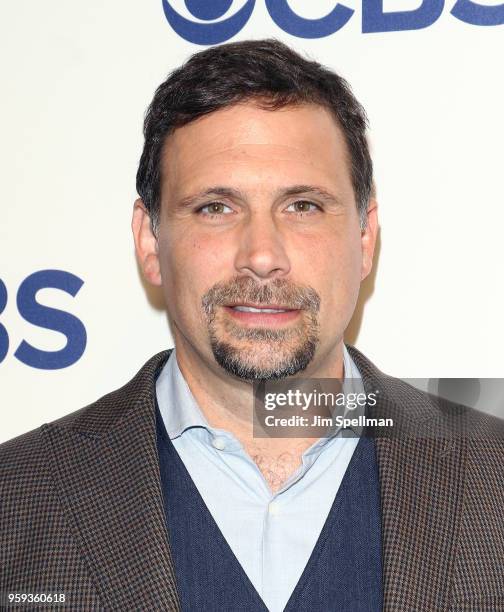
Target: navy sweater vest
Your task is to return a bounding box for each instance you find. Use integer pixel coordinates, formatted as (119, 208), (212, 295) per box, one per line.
(156, 406), (383, 611)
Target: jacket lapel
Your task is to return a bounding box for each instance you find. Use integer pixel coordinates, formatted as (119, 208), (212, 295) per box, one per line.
(375, 436), (466, 611)
(348, 346), (467, 611)
(42, 350), (180, 611)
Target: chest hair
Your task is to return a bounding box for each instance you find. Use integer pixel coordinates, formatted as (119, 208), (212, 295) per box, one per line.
(248, 449), (303, 494)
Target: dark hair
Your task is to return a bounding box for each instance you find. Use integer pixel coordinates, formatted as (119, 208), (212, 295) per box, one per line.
(136, 39), (373, 232)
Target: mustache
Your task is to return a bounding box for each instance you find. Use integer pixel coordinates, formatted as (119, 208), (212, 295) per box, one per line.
(202, 277), (321, 316)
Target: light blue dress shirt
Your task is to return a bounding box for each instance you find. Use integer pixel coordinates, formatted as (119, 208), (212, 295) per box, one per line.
(156, 346), (364, 612)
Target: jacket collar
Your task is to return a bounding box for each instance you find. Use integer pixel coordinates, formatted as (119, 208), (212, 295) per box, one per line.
(43, 346), (465, 611)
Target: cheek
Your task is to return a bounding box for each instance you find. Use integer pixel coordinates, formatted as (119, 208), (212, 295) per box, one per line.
(158, 231), (233, 314)
(292, 232), (362, 310)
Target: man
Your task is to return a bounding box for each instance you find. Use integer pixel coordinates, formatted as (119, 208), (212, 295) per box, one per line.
(1, 39), (503, 612)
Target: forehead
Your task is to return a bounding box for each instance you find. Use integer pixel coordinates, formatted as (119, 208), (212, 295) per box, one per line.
(160, 102), (352, 197)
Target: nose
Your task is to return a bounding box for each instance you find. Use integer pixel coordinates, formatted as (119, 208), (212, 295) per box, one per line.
(234, 210), (291, 281)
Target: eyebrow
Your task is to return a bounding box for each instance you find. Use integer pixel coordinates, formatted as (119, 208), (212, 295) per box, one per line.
(174, 184), (343, 210)
(176, 187), (246, 210)
(279, 185), (344, 207)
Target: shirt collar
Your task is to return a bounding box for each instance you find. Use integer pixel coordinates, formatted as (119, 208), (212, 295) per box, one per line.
(156, 344), (364, 441)
(156, 348), (210, 439)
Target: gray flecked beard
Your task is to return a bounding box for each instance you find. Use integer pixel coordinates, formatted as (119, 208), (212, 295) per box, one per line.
(202, 277), (321, 381)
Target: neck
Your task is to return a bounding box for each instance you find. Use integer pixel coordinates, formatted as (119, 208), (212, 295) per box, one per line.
(172, 329), (345, 461)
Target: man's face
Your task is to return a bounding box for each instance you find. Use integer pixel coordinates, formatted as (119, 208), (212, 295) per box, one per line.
(133, 102), (377, 380)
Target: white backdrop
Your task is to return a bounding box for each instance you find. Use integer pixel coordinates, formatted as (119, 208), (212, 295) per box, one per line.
(1, 1), (503, 443)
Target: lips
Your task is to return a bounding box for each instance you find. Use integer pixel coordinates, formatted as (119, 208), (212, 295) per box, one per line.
(226, 303), (295, 313)
(222, 303), (301, 326)
(231, 305), (291, 314)
(233, 306), (287, 314)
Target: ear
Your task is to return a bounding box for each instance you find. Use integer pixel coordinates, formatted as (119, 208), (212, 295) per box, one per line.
(360, 198), (379, 281)
(131, 198), (162, 286)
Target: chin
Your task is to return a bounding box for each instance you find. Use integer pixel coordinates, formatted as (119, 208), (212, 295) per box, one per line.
(209, 335), (319, 381)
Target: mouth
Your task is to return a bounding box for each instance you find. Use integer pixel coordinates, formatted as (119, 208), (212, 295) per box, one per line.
(222, 303), (301, 326)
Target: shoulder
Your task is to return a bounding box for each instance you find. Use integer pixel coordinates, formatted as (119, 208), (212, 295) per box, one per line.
(347, 343), (504, 446)
(0, 350), (171, 473)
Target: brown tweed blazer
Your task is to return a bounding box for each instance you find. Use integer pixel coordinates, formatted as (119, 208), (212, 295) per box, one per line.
(1, 346), (503, 611)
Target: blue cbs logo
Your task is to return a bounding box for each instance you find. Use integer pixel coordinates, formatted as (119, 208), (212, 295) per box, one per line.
(162, 0), (503, 44)
(0, 270), (86, 370)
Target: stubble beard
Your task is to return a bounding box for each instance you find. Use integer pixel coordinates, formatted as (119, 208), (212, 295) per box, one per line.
(202, 277), (321, 381)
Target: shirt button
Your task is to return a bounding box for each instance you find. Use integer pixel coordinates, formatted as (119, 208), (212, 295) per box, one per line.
(268, 501), (280, 516)
(212, 436), (227, 451)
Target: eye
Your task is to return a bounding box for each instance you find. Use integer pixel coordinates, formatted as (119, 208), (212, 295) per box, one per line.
(197, 202), (234, 216)
(285, 200), (321, 214)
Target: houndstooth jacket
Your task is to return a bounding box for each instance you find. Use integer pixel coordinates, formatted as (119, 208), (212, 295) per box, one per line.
(1, 346), (503, 611)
